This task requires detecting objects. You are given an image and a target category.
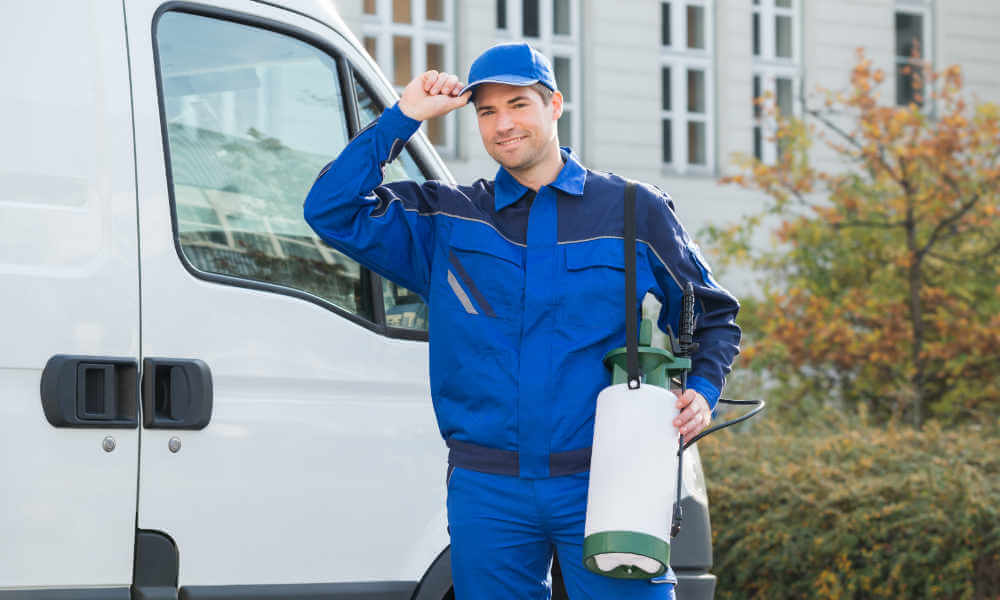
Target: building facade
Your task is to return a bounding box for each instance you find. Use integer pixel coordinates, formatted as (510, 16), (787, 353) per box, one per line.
(336, 0), (1000, 295)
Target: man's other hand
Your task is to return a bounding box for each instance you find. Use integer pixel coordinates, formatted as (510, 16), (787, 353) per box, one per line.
(398, 71), (471, 121)
(672, 389), (711, 440)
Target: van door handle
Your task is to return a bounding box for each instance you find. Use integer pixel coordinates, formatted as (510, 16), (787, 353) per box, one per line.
(40, 355), (139, 428)
(141, 358), (213, 429)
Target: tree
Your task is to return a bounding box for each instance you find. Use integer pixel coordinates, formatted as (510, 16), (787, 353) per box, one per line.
(711, 50), (1000, 426)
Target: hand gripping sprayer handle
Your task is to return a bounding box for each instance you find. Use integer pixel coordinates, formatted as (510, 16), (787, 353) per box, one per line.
(671, 283), (765, 539)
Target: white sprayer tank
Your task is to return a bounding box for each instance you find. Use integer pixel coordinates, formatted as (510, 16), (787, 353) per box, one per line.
(583, 382), (680, 578)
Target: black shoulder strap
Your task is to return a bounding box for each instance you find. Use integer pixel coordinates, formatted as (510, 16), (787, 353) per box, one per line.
(624, 181), (640, 389)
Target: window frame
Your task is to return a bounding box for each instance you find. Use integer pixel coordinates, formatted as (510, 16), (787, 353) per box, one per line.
(151, 3), (437, 342)
(660, 0), (715, 175)
(751, 0), (801, 164)
(495, 0), (582, 153)
(347, 66), (436, 339)
(361, 0), (457, 157)
(752, 0), (797, 63)
(752, 69), (800, 165)
(894, 0), (933, 108)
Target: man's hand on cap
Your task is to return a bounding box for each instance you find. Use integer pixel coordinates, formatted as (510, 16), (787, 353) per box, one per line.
(399, 71), (471, 122)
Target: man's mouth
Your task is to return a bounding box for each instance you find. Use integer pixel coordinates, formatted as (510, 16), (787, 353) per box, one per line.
(496, 135), (527, 147)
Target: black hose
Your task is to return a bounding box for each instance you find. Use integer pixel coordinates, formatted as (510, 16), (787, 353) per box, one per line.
(681, 398), (766, 451)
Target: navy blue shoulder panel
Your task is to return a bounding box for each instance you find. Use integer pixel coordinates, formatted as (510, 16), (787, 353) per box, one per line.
(557, 170), (675, 244)
(455, 179), (531, 246)
(379, 178), (530, 246)
(557, 170), (626, 243)
(372, 178), (484, 217)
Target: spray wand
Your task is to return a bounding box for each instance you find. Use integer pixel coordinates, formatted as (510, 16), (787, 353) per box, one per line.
(669, 282), (765, 539)
(671, 282), (699, 537)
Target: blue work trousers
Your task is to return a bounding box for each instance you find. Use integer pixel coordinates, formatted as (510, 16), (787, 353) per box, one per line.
(446, 467), (676, 599)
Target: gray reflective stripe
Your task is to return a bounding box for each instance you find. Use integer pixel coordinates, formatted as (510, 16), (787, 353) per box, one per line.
(447, 270), (478, 314)
(448, 250), (497, 318)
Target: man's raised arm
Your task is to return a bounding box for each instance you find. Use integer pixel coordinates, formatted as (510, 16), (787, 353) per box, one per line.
(303, 72), (470, 299)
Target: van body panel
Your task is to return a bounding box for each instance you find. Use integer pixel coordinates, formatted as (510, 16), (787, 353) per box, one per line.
(0, 0), (140, 589)
(124, 0), (448, 587)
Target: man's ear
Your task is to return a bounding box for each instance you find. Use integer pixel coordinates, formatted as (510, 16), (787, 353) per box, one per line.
(551, 90), (564, 121)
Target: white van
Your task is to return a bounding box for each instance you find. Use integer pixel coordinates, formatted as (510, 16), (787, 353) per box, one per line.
(0, 1), (716, 598)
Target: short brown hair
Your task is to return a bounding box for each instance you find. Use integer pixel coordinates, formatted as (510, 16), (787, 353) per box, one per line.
(530, 83), (554, 105)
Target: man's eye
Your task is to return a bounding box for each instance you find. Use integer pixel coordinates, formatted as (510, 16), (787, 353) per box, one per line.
(514, 104), (527, 109)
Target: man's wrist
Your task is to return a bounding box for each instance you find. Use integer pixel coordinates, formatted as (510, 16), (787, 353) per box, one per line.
(396, 99), (424, 122)
(687, 375), (720, 410)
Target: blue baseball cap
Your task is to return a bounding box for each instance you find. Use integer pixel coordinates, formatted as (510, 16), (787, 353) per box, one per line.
(459, 42), (558, 98)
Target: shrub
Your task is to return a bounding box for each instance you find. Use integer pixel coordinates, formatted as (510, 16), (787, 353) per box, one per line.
(701, 416), (1000, 599)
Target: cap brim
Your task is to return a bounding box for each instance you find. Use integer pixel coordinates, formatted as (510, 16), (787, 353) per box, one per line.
(459, 75), (540, 96)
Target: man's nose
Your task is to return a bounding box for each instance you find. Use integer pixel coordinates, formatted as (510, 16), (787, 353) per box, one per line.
(495, 110), (515, 134)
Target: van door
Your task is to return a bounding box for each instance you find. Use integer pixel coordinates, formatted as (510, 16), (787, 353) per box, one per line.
(124, 1), (448, 594)
(0, 1), (139, 595)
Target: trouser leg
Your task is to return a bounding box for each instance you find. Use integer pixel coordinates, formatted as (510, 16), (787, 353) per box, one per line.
(541, 472), (676, 600)
(446, 467), (553, 600)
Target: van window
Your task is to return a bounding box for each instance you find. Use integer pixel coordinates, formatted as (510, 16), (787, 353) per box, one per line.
(157, 12), (374, 321)
(353, 72), (430, 333)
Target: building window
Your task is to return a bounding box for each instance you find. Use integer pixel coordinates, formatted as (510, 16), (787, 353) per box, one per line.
(751, 0), (799, 164)
(895, 1), (931, 107)
(496, 0), (581, 151)
(361, 0), (457, 155)
(661, 0), (714, 174)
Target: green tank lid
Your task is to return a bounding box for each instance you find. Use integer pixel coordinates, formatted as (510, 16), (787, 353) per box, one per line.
(603, 319), (691, 388)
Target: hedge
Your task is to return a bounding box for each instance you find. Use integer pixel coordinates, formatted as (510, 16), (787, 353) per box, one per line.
(700, 417), (1000, 599)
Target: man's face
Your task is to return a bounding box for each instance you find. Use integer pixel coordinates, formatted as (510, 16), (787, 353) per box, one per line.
(474, 83), (563, 172)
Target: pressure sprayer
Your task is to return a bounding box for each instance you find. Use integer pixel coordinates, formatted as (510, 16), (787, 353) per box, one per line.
(582, 182), (766, 579)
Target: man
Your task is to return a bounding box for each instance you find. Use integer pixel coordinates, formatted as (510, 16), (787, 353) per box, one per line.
(305, 43), (740, 600)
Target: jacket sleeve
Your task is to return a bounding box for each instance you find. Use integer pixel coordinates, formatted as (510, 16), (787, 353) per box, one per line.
(639, 184), (741, 408)
(303, 103), (437, 300)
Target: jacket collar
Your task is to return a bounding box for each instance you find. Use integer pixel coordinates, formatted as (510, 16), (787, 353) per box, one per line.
(493, 147), (587, 211)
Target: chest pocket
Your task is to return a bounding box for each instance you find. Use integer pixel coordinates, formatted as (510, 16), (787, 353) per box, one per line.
(443, 224), (524, 319)
(562, 238), (640, 327)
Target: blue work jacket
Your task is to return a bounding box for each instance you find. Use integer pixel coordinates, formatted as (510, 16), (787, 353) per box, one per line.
(304, 104), (741, 479)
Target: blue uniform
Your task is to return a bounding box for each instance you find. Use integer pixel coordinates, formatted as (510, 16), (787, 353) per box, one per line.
(304, 103), (740, 599)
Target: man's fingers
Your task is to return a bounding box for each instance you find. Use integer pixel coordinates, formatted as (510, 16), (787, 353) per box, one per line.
(680, 413), (707, 438)
(676, 407), (706, 437)
(429, 72), (450, 95)
(674, 389), (695, 409)
(440, 74), (460, 96)
(450, 90), (471, 108)
(422, 70), (440, 92)
(672, 389), (710, 437)
(400, 73), (469, 121)
(673, 405), (697, 429)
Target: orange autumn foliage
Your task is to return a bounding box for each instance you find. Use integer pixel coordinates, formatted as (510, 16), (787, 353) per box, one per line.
(711, 50), (1000, 426)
